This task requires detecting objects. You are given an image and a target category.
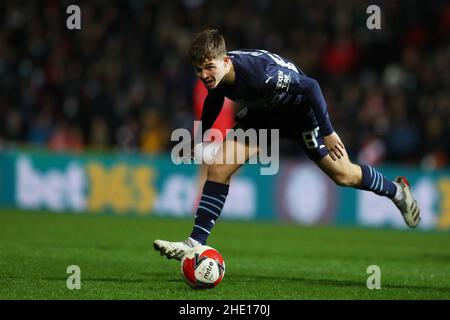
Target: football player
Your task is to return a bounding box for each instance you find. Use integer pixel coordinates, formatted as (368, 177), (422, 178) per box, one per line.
(154, 29), (420, 260)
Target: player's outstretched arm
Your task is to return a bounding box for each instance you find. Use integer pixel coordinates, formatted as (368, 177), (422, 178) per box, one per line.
(200, 93), (225, 137)
(289, 76), (334, 136)
(176, 93), (224, 162)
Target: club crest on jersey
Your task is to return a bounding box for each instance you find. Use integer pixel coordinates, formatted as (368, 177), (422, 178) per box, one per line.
(276, 70), (291, 91)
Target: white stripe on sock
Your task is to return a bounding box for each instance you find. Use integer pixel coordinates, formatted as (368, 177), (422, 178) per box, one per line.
(370, 169), (379, 190)
(199, 199), (222, 212)
(202, 194), (225, 206)
(198, 205), (219, 217)
(194, 225), (210, 234)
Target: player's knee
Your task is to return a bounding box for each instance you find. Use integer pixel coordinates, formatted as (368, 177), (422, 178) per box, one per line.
(207, 164), (234, 184)
(332, 171), (359, 187)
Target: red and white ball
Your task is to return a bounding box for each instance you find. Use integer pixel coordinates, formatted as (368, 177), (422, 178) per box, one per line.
(180, 245), (225, 289)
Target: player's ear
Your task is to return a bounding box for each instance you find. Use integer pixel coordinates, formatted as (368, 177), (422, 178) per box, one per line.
(223, 55), (230, 66)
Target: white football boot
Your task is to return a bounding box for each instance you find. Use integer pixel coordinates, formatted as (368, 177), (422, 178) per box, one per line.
(392, 176), (421, 228)
(153, 237), (201, 260)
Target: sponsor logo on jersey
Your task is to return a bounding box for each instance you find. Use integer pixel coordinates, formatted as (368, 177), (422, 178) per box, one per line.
(276, 70), (291, 91)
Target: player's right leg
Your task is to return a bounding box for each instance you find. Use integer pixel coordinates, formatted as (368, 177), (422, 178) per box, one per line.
(154, 138), (260, 260)
(314, 137), (420, 228)
(285, 98), (420, 228)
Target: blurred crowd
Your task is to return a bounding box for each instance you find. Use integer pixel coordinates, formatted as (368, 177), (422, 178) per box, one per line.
(0, 0), (449, 167)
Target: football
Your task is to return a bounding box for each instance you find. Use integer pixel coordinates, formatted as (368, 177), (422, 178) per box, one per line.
(180, 245), (225, 289)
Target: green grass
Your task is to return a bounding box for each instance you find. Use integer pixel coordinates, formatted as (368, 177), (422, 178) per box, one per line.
(0, 209), (449, 299)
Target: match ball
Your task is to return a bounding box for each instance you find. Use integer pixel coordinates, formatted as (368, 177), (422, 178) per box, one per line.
(180, 245), (225, 289)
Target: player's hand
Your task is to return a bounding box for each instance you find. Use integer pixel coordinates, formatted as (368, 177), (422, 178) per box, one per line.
(177, 139), (196, 162)
(323, 132), (345, 161)
(177, 140), (221, 164)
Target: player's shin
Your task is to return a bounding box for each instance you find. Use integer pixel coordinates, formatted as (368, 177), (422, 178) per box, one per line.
(357, 164), (398, 198)
(190, 180), (229, 244)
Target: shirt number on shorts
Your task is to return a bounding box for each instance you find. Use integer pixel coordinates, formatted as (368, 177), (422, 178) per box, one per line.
(302, 127), (319, 149)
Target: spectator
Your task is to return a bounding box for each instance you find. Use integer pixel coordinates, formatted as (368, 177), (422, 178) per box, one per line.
(0, 0), (447, 166)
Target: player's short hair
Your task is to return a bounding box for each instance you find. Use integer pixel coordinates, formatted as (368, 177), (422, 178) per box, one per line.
(189, 29), (226, 64)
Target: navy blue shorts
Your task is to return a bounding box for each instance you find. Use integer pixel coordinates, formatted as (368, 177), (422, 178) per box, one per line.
(233, 103), (329, 161)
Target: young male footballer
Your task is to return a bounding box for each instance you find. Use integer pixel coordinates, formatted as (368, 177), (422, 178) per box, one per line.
(154, 29), (421, 260)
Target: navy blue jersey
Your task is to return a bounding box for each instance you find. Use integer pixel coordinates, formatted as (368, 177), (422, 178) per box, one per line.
(201, 49), (334, 136)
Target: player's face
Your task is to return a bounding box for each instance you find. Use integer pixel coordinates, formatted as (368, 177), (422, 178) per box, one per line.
(194, 56), (228, 90)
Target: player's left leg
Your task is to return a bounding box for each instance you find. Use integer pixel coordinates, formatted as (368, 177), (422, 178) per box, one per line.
(154, 137), (260, 260)
(313, 136), (420, 228)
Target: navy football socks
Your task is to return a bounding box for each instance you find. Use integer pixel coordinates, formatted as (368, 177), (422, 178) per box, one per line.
(190, 180), (229, 245)
(358, 164), (397, 199)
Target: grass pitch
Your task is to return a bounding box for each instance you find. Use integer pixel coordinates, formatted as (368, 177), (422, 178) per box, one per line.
(0, 209), (449, 300)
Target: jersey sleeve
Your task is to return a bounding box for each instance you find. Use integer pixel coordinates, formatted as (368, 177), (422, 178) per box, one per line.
(199, 92), (225, 137)
(262, 61), (334, 136)
(288, 75), (334, 136)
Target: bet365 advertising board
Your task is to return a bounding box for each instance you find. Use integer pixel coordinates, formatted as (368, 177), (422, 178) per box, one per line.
(0, 150), (448, 230)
